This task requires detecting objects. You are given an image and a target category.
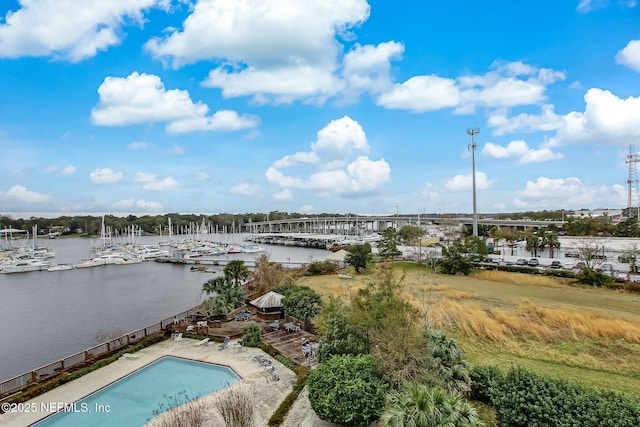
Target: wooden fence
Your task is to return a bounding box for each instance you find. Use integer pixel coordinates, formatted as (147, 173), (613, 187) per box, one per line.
(0, 306), (200, 399)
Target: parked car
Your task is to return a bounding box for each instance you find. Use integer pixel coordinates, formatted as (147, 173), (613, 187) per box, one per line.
(549, 260), (563, 269)
(615, 272), (630, 282)
(573, 261), (586, 270)
(602, 263), (614, 272)
(516, 258), (528, 265)
(528, 258), (540, 266)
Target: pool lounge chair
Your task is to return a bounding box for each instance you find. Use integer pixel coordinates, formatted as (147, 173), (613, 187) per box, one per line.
(218, 336), (230, 350)
(195, 338), (210, 347)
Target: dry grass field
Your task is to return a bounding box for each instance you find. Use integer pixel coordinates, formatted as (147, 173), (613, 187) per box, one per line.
(296, 265), (640, 397)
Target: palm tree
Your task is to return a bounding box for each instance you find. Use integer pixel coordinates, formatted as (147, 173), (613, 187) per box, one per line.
(525, 231), (542, 257)
(423, 329), (471, 394)
(202, 276), (225, 295)
(541, 231), (561, 258)
(200, 275), (246, 316)
(223, 260), (250, 286)
(381, 382), (481, 427)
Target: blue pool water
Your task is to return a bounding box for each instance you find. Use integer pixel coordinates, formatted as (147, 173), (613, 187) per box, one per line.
(32, 356), (241, 427)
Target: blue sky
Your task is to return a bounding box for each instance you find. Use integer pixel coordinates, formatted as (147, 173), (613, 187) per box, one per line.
(1, 0), (640, 218)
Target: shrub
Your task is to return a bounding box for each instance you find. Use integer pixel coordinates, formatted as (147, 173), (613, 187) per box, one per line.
(213, 386), (255, 427)
(543, 269), (576, 278)
(624, 282), (640, 293)
(490, 367), (640, 427)
(241, 324), (262, 347)
(575, 268), (613, 287)
(307, 355), (387, 426)
(148, 391), (207, 427)
(381, 382), (481, 427)
(306, 261), (337, 275)
(469, 365), (504, 403)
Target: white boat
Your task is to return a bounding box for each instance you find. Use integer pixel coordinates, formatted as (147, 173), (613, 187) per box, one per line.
(134, 245), (170, 260)
(94, 253), (125, 265)
(74, 258), (104, 268)
(1, 258), (52, 273)
(116, 257), (142, 265)
(241, 243), (265, 253)
(48, 264), (74, 272)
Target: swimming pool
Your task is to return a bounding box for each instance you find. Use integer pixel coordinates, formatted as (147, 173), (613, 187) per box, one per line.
(31, 356), (241, 427)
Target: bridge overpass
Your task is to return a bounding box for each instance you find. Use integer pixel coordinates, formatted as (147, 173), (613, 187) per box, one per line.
(242, 215), (565, 234)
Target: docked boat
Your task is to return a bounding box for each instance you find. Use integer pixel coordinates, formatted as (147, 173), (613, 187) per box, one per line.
(116, 257), (143, 265)
(241, 243), (265, 253)
(47, 264), (74, 272)
(133, 245), (170, 260)
(74, 258), (104, 268)
(1, 258), (52, 273)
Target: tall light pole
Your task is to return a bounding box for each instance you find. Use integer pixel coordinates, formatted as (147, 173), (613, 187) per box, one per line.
(467, 128), (480, 236)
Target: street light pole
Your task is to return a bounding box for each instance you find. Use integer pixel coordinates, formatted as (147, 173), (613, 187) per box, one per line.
(467, 128), (480, 236)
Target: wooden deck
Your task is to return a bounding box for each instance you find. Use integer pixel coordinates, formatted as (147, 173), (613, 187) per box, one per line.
(172, 317), (319, 368)
(262, 329), (319, 368)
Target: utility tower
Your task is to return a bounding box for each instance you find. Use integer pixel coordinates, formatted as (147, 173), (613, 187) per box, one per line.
(467, 128), (480, 236)
(626, 144), (640, 219)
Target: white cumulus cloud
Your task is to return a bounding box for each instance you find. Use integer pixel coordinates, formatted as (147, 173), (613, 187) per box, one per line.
(273, 188), (293, 201)
(266, 116), (390, 196)
(91, 72), (259, 133)
(342, 41), (404, 95)
(617, 40), (640, 72)
(482, 140), (563, 163)
(146, 0), (370, 103)
(229, 182), (260, 196)
(90, 168), (123, 184)
(444, 172), (493, 192)
(487, 89), (640, 147)
(377, 61), (565, 114)
(61, 165), (77, 175)
(135, 199), (163, 211)
(557, 88), (640, 145)
(0, 0), (159, 61)
(513, 177), (626, 209)
(133, 173), (178, 191)
(128, 141), (148, 150)
(5, 185), (52, 203)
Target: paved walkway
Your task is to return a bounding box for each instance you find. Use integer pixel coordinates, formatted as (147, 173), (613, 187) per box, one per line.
(282, 387), (336, 427)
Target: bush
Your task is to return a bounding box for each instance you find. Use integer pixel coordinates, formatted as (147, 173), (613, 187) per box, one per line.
(488, 367), (640, 427)
(306, 261), (337, 275)
(307, 355), (387, 426)
(148, 391), (207, 427)
(575, 268), (613, 287)
(543, 269), (577, 278)
(381, 382), (481, 427)
(241, 325), (262, 347)
(624, 282), (640, 293)
(470, 365), (504, 403)
(213, 386), (255, 427)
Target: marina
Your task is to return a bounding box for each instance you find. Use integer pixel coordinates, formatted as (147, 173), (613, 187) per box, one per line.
(0, 235), (330, 383)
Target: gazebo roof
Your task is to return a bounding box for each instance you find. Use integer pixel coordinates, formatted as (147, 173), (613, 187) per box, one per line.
(325, 249), (349, 262)
(250, 291), (284, 309)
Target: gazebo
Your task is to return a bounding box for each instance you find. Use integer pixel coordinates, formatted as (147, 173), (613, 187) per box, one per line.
(325, 249), (349, 268)
(249, 291), (285, 320)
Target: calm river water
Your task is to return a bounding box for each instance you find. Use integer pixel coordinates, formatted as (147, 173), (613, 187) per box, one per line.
(0, 236), (329, 382)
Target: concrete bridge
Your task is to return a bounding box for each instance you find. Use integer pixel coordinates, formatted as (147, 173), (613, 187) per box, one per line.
(242, 215), (565, 234)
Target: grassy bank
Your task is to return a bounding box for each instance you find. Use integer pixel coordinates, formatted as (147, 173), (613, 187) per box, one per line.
(296, 265), (640, 397)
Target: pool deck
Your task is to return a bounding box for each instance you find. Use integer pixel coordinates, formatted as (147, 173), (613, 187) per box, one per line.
(1, 338), (331, 427)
